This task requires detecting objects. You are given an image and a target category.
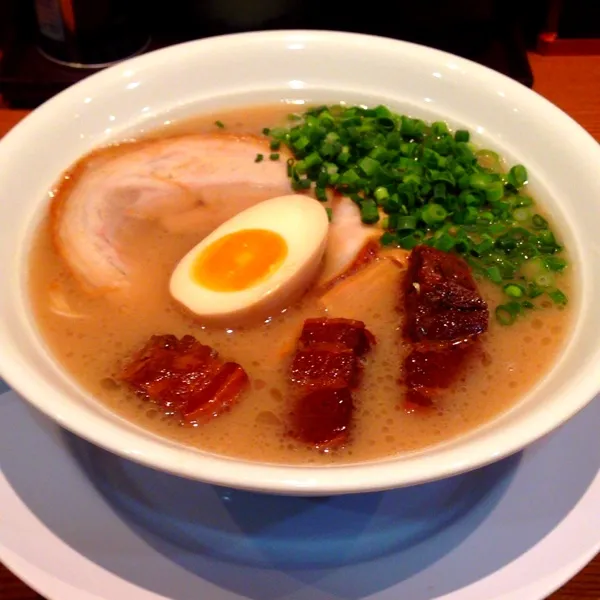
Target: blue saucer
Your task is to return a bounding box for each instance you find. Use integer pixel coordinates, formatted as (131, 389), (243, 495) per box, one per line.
(68, 429), (519, 570)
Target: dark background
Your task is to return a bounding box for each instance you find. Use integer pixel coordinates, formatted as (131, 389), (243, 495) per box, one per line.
(0, 0), (598, 107)
(1, 0), (598, 52)
(2, 1), (595, 47)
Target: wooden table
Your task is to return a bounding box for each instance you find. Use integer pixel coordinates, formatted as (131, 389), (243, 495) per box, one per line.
(1, 52), (599, 600)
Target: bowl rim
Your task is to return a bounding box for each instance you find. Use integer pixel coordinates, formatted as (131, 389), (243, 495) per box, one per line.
(1, 29), (600, 495)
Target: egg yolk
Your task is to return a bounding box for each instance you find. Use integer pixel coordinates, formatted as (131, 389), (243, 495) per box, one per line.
(192, 229), (288, 292)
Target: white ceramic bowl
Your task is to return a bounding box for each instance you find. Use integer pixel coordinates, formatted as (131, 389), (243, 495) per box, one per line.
(1, 31), (599, 496)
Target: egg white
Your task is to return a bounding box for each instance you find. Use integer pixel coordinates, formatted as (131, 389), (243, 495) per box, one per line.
(169, 194), (330, 325)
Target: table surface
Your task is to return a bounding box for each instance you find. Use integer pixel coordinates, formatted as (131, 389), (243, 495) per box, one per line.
(1, 52), (599, 600)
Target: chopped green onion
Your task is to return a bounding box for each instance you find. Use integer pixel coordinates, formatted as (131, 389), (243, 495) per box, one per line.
(299, 152), (321, 170)
(455, 130), (470, 143)
(254, 153), (264, 163)
(433, 182), (447, 200)
(535, 272), (555, 288)
(476, 149), (501, 170)
(486, 266), (503, 284)
(400, 116), (426, 139)
(215, 120), (225, 128)
(315, 186), (328, 202)
(421, 203), (448, 225)
(507, 164), (528, 189)
(396, 215), (418, 231)
(548, 288), (568, 305)
(536, 229), (557, 248)
(264, 103), (568, 320)
(474, 237), (495, 256)
(376, 117), (395, 131)
(383, 196), (400, 214)
(403, 172), (421, 186)
(434, 233), (455, 252)
(360, 200), (380, 224)
(398, 233), (423, 250)
(293, 136), (310, 153)
(338, 168), (361, 186)
(513, 195), (533, 208)
(485, 181), (504, 202)
(291, 177), (312, 191)
(512, 207), (531, 222)
(532, 214), (549, 229)
(469, 172), (492, 190)
(272, 126), (290, 138)
(503, 283), (525, 298)
(478, 211), (495, 223)
(544, 256), (567, 272)
(380, 231), (396, 246)
(374, 186), (390, 203)
(496, 304), (516, 326)
(488, 223), (507, 235)
(432, 121), (450, 136)
(337, 146), (351, 164)
(527, 282), (544, 298)
(358, 156), (380, 176)
(325, 207), (333, 222)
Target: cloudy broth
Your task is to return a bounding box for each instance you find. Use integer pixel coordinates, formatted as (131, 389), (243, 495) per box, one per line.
(27, 103), (574, 465)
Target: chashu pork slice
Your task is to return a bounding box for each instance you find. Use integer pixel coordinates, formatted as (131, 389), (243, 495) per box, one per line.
(51, 133), (293, 293)
(317, 195), (381, 288)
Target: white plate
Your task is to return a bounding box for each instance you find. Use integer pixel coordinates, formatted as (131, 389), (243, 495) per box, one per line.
(1, 383), (598, 600)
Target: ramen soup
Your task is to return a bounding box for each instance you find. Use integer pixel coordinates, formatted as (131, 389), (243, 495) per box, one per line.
(28, 103), (574, 465)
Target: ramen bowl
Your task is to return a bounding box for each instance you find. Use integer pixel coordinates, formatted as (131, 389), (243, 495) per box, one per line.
(0, 30), (599, 495)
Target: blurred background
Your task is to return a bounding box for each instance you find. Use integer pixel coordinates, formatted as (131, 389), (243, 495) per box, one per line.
(0, 0), (598, 108)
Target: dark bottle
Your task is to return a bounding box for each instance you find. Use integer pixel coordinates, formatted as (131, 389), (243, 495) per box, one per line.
(33, 0), (150, 68)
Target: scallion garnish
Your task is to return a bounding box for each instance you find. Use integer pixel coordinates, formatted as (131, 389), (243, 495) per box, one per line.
(496, 304), (517, 326)
(422, 203), (448, 226)
(454, 129), (470, 143)
(531, 214), (549, 229)
(548, 288), (568, 305)
(503, 283), (525, 298)
(360, 200), (380, 224)
(264, 104), (569, 323)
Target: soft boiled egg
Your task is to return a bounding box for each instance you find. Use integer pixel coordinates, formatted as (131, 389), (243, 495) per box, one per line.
(169, 194), (329, 325)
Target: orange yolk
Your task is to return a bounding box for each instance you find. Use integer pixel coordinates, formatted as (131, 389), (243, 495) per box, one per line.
(192, 229), (288, 292)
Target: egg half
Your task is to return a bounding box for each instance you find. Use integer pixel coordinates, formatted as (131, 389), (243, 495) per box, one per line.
(169, 194), (329, 324)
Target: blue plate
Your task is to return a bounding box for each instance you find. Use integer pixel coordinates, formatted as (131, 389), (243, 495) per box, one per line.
(67, 422), (519, 570)
(2, 383), (599, 600)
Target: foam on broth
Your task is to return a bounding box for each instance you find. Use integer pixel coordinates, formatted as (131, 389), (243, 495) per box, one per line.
(27, 103), (574, 465)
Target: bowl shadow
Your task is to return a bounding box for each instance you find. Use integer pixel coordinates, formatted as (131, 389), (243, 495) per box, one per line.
(1, 391), (598, 600)
(67, 428), (519, 571)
